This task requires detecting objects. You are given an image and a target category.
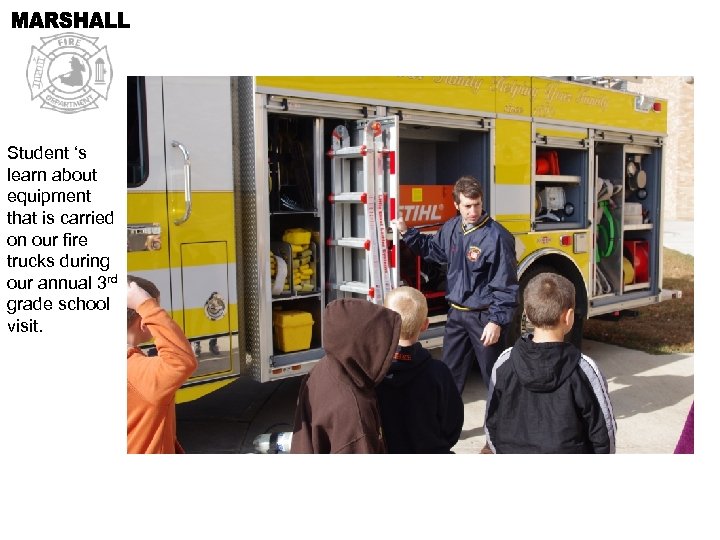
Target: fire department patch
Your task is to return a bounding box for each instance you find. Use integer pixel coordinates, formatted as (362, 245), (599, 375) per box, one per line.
(466, 246), (481, 262)
(204, 292), (227, 321)
(26, 33), (113, 113)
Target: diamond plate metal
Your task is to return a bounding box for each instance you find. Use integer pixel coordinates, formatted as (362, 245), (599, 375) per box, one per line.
(236, 77), (262, 381)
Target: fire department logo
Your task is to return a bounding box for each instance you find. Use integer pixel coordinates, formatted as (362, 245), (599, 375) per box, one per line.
(466, 246), (482, 262)
(204, 292), (227, 321)
(26, 33), (113, 114)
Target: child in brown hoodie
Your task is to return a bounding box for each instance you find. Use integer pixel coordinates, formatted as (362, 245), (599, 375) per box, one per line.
(127, 275), (197, 453)
(290, 298), (402, 453)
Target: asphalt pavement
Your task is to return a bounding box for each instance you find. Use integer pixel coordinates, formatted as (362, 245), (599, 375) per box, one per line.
(177, 220), (694, 454)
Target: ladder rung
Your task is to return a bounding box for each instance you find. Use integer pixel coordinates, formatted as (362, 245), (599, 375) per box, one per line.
(328, 192), (367, 204)
(326, 145), (367, 158)
(327, 237), (371, 250)
(337, 282), (374, 298)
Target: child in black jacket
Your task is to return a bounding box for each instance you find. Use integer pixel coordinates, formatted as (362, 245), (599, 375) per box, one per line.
(485, 273), (616, 453)
(376, 287), (464, 453)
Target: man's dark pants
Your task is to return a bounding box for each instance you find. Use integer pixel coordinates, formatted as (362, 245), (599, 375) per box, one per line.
(442, 308), (507, 393)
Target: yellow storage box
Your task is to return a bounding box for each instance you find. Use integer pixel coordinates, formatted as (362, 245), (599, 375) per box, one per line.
(273, 310), (314, 353)
(283, 228), (312, 245)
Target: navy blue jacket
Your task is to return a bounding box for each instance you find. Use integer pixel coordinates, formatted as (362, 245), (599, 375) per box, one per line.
(376, 343), (464, 453)
(402, 214), (519, 326)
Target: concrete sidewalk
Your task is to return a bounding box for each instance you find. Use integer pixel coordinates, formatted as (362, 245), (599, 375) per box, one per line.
(663, 219), (693, 256)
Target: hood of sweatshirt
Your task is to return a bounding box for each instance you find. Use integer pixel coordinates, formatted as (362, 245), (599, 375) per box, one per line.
(509, 336), (581, 392)
(322, 298), (402, 391)
(381, 342), (433, 388)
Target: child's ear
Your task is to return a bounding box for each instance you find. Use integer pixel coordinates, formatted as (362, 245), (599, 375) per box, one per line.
(564, 308), (575, 329)
(421, 318), (430, 332)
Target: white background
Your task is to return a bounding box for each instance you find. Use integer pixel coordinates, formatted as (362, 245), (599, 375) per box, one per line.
(0, 1), (714, 538)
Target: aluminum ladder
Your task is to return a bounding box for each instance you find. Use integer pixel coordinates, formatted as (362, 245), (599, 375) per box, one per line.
(327, 118), (397, 304)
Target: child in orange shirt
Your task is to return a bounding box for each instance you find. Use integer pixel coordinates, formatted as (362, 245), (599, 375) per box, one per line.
(127, 275), (197, 453)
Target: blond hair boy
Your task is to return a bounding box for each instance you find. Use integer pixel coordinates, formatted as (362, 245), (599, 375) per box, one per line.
(387, 286), (429, 345)
(376, 287), (464, 453)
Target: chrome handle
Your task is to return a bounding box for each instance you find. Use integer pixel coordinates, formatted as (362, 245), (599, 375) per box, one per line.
(172, 140), (192, 225)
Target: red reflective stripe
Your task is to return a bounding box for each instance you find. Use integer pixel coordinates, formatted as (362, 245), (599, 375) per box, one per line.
(389, 151), (396, 174)
(389, 197), (396, 220)
(390, 245), (396, 268)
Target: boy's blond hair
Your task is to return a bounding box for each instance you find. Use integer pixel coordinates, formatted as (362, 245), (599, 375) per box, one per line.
(523, 272), (575, 329)
(127, 274), (160, 326)
(384, 286), (428, 341)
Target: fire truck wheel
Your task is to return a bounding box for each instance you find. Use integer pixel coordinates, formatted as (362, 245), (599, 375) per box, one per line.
(508, 265), (584, 351)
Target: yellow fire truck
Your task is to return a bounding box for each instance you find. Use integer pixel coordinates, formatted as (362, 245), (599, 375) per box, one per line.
(127, 76), (679, 402)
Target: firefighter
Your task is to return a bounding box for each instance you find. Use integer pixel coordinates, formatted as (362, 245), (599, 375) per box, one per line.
(394, 176), (519, 394)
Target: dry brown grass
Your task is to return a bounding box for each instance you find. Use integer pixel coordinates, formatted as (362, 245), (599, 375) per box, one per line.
(583, 248), (694, 354)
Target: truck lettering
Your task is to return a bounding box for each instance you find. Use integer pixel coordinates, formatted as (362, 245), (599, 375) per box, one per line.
(576, 89), (609, 111)
(401, 204), (443, 223)
(493, 77), (536, 99)
(433, 76), (483, 95)
(544, 83), (573, 103)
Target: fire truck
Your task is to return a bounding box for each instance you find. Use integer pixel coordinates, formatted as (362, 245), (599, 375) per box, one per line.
(127, 76), (680, 402)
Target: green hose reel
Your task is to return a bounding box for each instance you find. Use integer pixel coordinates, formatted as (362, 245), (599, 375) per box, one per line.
(596, 200), (617, 262)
